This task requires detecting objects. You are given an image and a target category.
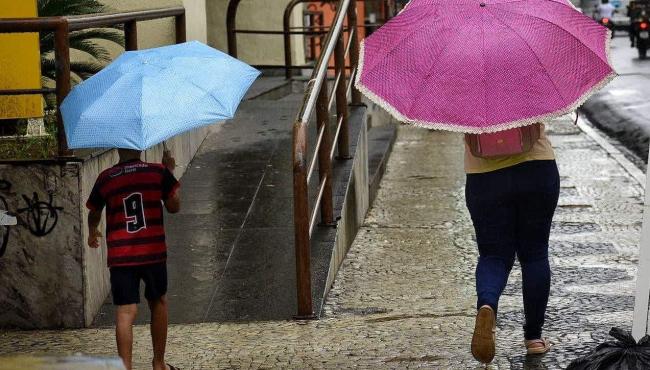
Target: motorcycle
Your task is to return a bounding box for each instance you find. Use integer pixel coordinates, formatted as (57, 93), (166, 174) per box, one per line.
(636, 18), (650, 58)
(600, 17), (616, 38)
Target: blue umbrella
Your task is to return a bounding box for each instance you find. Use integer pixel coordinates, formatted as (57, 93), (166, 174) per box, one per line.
(61, 41), (260, 150)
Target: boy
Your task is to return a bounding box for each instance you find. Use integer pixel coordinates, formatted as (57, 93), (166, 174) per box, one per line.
(87, 148), (180, 370)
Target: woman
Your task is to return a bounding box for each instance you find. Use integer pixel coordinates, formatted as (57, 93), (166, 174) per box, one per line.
(465, 124), (559, 363)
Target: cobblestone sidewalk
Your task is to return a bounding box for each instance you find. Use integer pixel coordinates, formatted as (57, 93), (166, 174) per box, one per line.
(0, 118), (643, 369)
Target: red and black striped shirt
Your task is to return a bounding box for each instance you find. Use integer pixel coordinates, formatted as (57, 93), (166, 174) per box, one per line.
(86, 159), (180, 267)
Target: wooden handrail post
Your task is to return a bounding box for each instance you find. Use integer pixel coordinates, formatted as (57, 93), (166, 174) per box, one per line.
(124, 20), (138, 50)
(175, 13), (186, 43)
(293, 122), (314, 319)
(54, 20), (72, 157)
(334, 33), (351, 159)
(315, 80), (334, 225)
(348, 0), (362, 105)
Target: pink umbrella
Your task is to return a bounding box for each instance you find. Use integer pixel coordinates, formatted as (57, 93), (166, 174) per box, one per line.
(355, 0), (617, 133)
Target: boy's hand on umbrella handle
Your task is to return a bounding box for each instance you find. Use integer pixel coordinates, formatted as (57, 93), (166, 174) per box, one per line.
(88, 228), (102, 248)
(162, 150), (176, 171)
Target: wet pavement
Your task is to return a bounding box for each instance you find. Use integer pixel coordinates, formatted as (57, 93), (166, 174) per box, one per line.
(92, 78), (381, 325)
(0, 115), (643, 369)
(582, 35), (650, 162)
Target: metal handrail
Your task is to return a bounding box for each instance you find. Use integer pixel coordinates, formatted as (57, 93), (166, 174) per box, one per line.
(298, 0), (351, 124)
(0, 7), (186, 158)
(227, 0), (392, 79)
(292, 0), (361, 319)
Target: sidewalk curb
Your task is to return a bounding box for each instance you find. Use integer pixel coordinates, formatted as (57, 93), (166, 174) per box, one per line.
(576, 117), (646, 189)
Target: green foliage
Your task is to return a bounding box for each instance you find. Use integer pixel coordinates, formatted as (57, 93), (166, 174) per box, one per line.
(38, 0), (124, 85)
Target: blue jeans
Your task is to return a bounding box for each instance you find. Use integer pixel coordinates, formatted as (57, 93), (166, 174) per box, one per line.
(465, 160), (559, 340)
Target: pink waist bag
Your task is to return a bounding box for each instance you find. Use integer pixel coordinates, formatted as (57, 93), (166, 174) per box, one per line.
(465, 123), (541, 159)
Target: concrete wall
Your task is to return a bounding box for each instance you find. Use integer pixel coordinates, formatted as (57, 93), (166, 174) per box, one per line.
(104, 0), (207, 46)
(183, 0), (208, 43)
(0, 126), (214, 329)
(0, 163), (85, 328)
(206, 0), (305, 66)
(0, 0), (215, 329)
(324, 109), (369, 301)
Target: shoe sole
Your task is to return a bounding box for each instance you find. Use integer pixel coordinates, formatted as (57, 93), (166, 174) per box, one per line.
(471, 306), (496, 364)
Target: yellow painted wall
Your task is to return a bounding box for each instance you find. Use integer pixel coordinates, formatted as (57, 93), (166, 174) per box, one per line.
(0, 0), (43, 119)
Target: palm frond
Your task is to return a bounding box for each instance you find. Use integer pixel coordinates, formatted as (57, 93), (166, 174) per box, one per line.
(37, 0), (124, 83)
(70, 61), (103, 80)
(40, 58), (103, 82)
(40, 29), (123, 59)
(70, 29), (124, 47)
(40, 58), (56, 81)
(38, 0), (107, 17)
(39, 32), (54, 55)
(69, 39), (112, 62)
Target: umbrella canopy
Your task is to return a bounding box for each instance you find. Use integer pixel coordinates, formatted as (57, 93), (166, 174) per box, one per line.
(61, 41), (260, 150)
(355, 0), (617, 133)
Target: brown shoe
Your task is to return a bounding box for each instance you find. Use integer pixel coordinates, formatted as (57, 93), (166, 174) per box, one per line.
(471, 305), (496, 364)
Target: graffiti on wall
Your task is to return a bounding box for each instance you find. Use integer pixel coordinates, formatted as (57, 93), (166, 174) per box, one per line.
(0, 177), (63, 257)
(0, 180), (12, 257)
(17, 192), (63, 237)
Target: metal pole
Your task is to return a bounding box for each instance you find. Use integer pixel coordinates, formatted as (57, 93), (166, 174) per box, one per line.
(226, 0), (241, 57)
(175, 13), (186, 43)
(633, 152), (650, 340)
(334, 33), (351, 159)
(293, 122), (314, 319)
(283, 4), (294, 79)
(309, 13), (316, 60)
(124, 20), (138, 50)
(348, 0), (362, 105)
(54, 20), (72, 157)
(315, 81), (334, 225)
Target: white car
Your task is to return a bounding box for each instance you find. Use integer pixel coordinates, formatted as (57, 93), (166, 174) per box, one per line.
(613, 14), (632, 27)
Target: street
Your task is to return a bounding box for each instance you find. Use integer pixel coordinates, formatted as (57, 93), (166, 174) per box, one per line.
(582, 33), (650, 164)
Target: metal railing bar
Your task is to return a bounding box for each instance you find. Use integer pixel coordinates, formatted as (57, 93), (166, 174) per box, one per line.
(234, 29), (329, 36)
(298, 0), (351, 124)
(0, 6), (185, 158)
(252, 64), (352, 71)
(347, 66), (358, 98)
(0, 17), (63, 32)
(0, 8), (185, 33)
(309, 176), (328, 237)
(344, 28), (356, 58)
(66, 7), (185, 30)
(328, 72), (343, 111)
(0, 88), (56, 96)
(330, 116), (344, 160)
(348, 0), (362, 105)
(306, 124), (326, 185)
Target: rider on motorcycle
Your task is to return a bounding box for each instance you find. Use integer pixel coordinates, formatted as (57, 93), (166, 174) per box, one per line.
(597, 0), (617, 19)
(630, 1), (650, 48)
(596, 0), (617, 38)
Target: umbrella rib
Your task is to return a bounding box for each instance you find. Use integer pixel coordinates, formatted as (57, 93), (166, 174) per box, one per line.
(485, 7), (567, 106)
(480, 10), (488, 128)
(360, 12), (435, 76)
(361, 6), (473, 78)
(491, 4), (611, 67)
(405, 21), (473, 118)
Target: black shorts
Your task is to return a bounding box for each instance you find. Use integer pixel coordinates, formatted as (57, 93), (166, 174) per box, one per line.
(109, 262), (167, 306)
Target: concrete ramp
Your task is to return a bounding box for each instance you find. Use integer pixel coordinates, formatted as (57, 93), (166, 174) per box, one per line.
(92, 78), (395, 325)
